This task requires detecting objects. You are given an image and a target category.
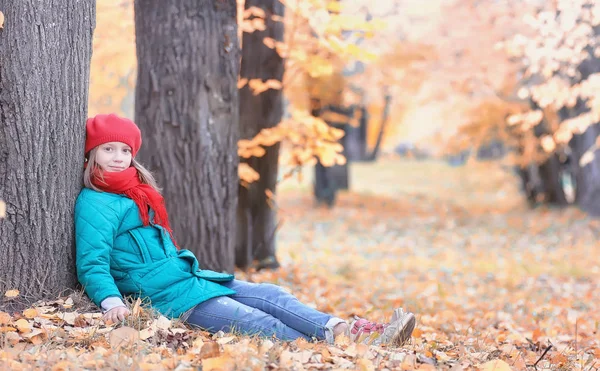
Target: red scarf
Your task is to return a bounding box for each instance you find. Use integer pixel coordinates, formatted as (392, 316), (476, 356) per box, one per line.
(92, 167), (178, 249)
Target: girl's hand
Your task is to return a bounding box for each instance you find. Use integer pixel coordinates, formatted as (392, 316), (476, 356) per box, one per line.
(103, 306), (131, 324)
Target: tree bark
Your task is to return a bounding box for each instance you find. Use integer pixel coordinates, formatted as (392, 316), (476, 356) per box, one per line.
(572, 123), (600, 216)
(572, 51), (600, 216)
(313, 109), (348, 207)
(236, 0), (285, 269)
(0, 1), (95, 295)
(134, 0), (240, 273)
(366, 93), (391, 162)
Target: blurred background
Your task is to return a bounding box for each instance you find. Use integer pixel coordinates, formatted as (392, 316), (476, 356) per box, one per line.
(90, 0), (600, 217)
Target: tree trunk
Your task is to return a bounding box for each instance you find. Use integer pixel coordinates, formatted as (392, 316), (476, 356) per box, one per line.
(572, 123), (600, 216)
(134, 0), (240, 273)
(235, 0), (285, 270)
(313, 108), (348, 207)
(572, 51), (600, 216)
(343, 106), (367, 162)
(365, 93), (391, 162)
(0, 1), (95, 295)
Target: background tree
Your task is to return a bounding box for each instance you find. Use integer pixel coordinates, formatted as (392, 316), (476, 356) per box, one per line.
(236, 0), (285, 270)
(502, 0), (600, 213)
(0, 1), (95, 295)
(134, 0), (240, 273)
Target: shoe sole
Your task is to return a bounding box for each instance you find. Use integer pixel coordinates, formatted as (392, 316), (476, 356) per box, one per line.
(391, 313), (416, 347)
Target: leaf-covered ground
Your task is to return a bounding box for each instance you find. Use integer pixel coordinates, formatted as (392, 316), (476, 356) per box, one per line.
(1, 159), (599, 370)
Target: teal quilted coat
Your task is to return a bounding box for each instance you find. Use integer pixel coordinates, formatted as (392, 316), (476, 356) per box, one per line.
(75, 188), (235, 318)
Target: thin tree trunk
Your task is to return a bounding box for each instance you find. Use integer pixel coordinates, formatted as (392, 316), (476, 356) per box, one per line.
(0, 1), (95, 295)
(134, 0), (240, 273)
(236, 0), (285, 269)
(366, 93), (392, 162)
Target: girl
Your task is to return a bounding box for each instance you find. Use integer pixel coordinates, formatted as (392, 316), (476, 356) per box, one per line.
(75, 113), (416, 346)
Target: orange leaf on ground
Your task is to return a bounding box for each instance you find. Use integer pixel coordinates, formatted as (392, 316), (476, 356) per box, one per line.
(23, 308), (38, 319)
(4, 289), (19, 298)
(479, 359), (513, 371)
(14, 319), (31, 333)
(202, 355), (236, 371)
(109, 326), (139, 349)
(0, 312), (11, 324)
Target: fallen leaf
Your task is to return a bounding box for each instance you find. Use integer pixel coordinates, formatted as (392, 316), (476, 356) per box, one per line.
(62, 297), (74, 309)
(279, 350), (294, 368)
(327, 346), (345, 357)
(344, 343), (358, 357)
(334, 333), (351, 346)
(155, 315), (171, 330)
(109, 326), (139, 349)
(259, 339), (274, 354)
(0, 311), (11, 324)
(139, 327), (155, 340)
(58, 312), (78, 325)
(331, 355), (355, 368)
(23, 308), (38, 319)
(81, 312), (101, 320)
(216, 336), (235, 345)
(412, 328), (423, 338)
(14, 319), (31, 333)
(357, 358), (375, 371)
(292, 350), (313, 363)
(479, 359), (513, 371)
(73, 315), (88, 327)
(198, 342), (221, 359)
(21, 328), (43, 338)
(145, 353), (162, 363)
(82, 360), (106, 369)
(202, 355), (236, 371)
(402, 354), (417, 369)
(27, 334), (45, 345)
(3, 331), (20, 345)
(320, 348), (332, 363)
(51, 360), (71, 371)
(4, 289), (19, 298)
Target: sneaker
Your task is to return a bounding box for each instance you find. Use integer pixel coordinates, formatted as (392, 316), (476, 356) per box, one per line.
(348, 308), (416, 347)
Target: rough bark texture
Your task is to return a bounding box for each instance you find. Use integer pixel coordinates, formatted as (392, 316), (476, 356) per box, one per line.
(134, 0), (240, 273)
(0, 1), (95, 295)
(235, 0), (285, 269)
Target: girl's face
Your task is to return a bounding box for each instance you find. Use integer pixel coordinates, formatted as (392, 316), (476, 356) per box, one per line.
(95, 142), (133, 172)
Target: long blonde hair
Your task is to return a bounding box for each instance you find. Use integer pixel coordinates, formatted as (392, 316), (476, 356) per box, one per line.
(83, 147), (161, 192)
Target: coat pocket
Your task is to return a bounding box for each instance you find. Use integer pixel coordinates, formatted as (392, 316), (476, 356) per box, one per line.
(129, 230), (150, 264)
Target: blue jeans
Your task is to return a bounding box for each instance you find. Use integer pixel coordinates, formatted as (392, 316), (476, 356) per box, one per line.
(185, 280), (336, 341)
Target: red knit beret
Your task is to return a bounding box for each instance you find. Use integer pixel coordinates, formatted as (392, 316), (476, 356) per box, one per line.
(85, 114), (142, 156)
